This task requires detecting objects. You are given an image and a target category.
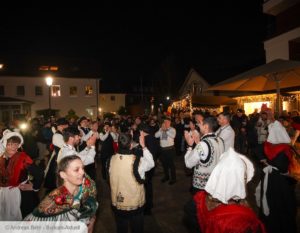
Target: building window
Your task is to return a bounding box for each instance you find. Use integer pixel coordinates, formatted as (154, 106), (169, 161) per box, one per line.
(0, 86), (4, 96)
(70, 86), (77, 96)
(39, 65), (59, 71)
(85, 85), (93, 96)
(16, 86), (25, 96)
(110, 95), (116, 101)
(51, 85), (61, 97)
(35, 86), (43, 96)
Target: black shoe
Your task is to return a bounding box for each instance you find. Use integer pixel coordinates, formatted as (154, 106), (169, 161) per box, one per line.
(161, 177), (169, 183)
(168, 180), (176, 185)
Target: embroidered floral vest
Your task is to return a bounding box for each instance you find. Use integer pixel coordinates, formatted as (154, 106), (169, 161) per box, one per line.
(193, 135), (224, 190)
(110, 154), (145, 211)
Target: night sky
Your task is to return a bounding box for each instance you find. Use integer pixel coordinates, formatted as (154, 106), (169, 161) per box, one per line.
(0, 4), (269, 96)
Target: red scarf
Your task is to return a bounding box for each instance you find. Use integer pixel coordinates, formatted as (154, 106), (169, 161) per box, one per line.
(291, 122), (300, 131)
(194, 191), (266, 233)
(0, 152), (33, 187)
(263, 141), (292, 161)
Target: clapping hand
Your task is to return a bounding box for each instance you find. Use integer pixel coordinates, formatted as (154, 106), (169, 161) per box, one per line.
(184, 130), (200, 146)
(87, 134), (97, 147)
(161, 122), (166, 131)
(184, 131), (194, 146)
(192, 131), (200, 144)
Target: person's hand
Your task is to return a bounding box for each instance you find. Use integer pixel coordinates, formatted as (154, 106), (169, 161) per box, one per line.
(260, 159), (268, 166)
(87, 216), (96, 233)
(240, 127), (246, 133)
(19, 182), (33, 191)
(79, 130), (84, 137)
(184, 131), (194, 146)
(139, 131), (146, 148)
(192, 131), (200, 144)
(87, 134), (97, 147)
(161, 123), (166, 131)
(105, 126), (111, 133)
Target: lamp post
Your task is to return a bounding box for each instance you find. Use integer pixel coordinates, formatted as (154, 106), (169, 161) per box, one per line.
(96, 78), (102, 119)
(45, 76), (53, 117)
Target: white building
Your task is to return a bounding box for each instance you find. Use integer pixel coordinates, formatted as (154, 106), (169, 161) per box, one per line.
(263, 0), (300, 62)
(0, 75), (99, 122)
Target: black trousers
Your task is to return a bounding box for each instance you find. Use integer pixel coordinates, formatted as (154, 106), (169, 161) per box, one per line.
(101, 157), (109, 180)
(21, 191), (39, 218)
(183, 198), (201, 233)
(115, 211), (144, 233)
(144, 168), (155, 211)
(159, 147), (176, 181)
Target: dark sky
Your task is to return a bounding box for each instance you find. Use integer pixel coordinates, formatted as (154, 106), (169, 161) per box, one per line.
(0, 4), (269, 95)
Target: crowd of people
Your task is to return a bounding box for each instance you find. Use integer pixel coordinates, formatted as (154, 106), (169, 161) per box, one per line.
(0, 106), (299, 233)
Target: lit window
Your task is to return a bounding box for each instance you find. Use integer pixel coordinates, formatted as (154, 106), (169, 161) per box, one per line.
(35, 86), (43, 96)
(283, 101), (288, 111)
(244, 102), (270, 115)
(51, 85), (61, 97)
(39, 65), (59, 71)
(39, 66), (49, 71)
(85, 85), (93, 96)
(50, 66), (58, 71)
(70, 86), (77, 96)
(16, 86), (25, 96)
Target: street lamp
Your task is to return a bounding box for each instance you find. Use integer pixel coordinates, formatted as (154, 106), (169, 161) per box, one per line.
(96, 78), (102, 119)
(45, 76), (53, 116)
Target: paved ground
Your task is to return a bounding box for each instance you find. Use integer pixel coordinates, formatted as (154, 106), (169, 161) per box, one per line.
(93, 155), (300, 233)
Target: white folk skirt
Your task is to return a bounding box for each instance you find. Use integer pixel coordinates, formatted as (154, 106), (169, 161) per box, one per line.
(0, 186), (22, 220)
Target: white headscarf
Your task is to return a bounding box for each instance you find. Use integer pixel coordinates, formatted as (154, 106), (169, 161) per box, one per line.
(205, 147), (254, 204)
(267, 120), (291, 144)
(1, 129), (24, 148)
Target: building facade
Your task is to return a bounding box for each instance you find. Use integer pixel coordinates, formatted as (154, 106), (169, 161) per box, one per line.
(0, 76), (99, 122)
(264, 0), (300, 62)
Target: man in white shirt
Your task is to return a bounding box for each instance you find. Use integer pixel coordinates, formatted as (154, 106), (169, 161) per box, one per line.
(57, 127), (97, 180)
(155, 117), (177, 185)
(78, 116), (91, 151)
(184, 116), (224, 233)
(184, 116), (224, 192)
(215, 112), (235, 151)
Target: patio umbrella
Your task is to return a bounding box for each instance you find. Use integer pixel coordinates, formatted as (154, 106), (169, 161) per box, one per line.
(192, 95), (236, 106)
(205, 59), (300, 114)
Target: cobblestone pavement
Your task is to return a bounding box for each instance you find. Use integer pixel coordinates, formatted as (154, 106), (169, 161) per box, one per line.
(93, 155), (300, 233)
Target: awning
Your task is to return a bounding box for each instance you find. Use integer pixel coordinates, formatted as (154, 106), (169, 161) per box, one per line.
(192, 96), (236, 106)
